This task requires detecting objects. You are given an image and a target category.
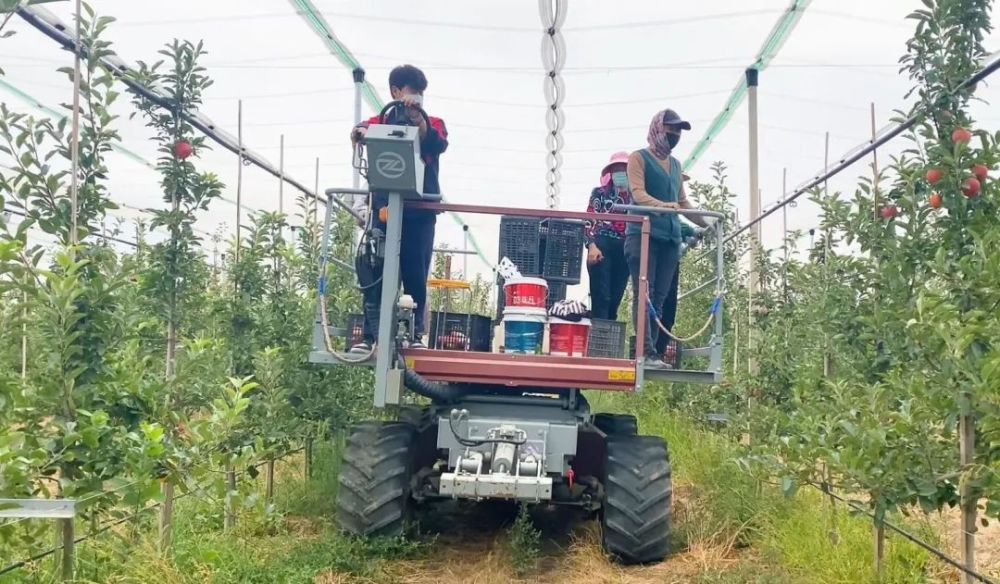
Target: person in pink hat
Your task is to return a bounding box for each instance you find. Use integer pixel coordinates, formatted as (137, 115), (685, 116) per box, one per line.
(584, 151), (633, 320)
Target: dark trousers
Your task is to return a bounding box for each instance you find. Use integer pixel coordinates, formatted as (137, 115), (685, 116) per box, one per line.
(587, 236), (630, 321)
(625, 235), (680, 359)
(655, 266), (681, 355)
(361, 218), (436, 343)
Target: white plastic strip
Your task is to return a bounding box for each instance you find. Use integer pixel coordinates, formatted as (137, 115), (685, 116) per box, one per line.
(539, 0), (567, 209)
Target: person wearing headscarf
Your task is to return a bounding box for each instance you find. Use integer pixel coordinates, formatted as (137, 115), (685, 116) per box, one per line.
(625, 109), (711, 368)
(584, 151), (633, 320)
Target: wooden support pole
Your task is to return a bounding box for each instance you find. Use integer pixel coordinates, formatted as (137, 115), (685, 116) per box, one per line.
(305, 438), (314, 479)
(782, 168), (788, 298)
(68, 0), (82, 247)
(158, 480), (174, 553)
(21, 277), (27, 380)
(823, 132), (833, 379)
(822, 463), (839, 544)
(266, 459), (275, 502)
(279, 134), (285, 220)
(960, 414), (976, 584)
(871, 103), (879, 220)
(314, 158), (320, 223)
(160, 114), (183, 551)
(746, 69), (760, 379)
(874, 522), (885, 578)
(60, 517), (74, 581)
(733, 317), (739, 376)
(225, 460), (237, 531)
(235, 100), (244, 263)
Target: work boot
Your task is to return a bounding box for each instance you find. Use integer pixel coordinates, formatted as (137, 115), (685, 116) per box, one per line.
(643, 354), (668, 369)
(349, 341), (373, 355)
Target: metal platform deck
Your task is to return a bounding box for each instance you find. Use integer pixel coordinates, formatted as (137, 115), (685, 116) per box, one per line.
(309, 348), (721, 389)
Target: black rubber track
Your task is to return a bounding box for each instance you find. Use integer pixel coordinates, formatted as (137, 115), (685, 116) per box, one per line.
(336, 421), (416, 537)
(593, 412), (639, 436)
(602, 434), (672, 565)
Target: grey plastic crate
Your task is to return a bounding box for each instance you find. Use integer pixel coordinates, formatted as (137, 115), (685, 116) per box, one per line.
(588, 319), (626, 358)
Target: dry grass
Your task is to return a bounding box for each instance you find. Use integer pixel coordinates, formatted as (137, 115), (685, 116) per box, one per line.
(313, 483), (770, 584)
(917, 501), (1000, 582)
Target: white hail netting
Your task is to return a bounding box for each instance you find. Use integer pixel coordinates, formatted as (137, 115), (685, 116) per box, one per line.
(2, 1), (1000, 278)
(538, 0), (567, 210)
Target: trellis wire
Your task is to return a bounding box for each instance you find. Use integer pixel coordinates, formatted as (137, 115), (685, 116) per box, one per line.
(813, 484), (997, 584)
(0, 446), (307, 578)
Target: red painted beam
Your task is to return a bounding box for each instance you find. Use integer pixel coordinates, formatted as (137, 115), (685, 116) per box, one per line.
(403, 349), (638, 392)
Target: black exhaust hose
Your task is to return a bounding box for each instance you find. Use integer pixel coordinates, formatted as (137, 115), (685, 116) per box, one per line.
(397, 350), (465, 403)
(403, 369), (465, 403)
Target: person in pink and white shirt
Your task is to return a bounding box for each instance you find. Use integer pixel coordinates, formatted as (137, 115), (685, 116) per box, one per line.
(584, 151), (633, 320)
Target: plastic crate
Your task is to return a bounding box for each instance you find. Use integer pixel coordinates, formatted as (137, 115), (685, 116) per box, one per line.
(498, 216), (542, 276)
(541, 219), (585, 284)
(546, 280), (567, 311)
(588, 318), (626, 358)
(345, 314), (365, 348)
(429, 311), (492, 352)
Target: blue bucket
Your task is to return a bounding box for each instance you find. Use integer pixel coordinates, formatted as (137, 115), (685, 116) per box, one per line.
(503, 308), (546, 354)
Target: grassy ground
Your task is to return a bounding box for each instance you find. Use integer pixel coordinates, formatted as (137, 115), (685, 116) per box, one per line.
(593, 390), (950, 584)
(2, 401), (963, 583)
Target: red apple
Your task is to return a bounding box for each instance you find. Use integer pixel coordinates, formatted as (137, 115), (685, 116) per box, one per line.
(174, 140), (193, 160)
(972, 164), (989, 182)
(952, 128), (972, 145)
(880, 205), (899, 219)
(929, 193), (943, 209)
(926, 168), (944, 185)
(963, 177), (981, 198)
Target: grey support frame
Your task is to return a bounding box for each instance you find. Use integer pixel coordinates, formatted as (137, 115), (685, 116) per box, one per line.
(613, 205), (727, 385)
(309, 187), (439, 407)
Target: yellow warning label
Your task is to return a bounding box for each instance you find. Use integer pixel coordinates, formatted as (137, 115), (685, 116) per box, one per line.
(608, 369), (636, 382)
(405, 358), (416, 369)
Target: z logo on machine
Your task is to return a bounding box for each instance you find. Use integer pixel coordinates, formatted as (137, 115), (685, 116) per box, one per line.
(375, 152), (406, 179)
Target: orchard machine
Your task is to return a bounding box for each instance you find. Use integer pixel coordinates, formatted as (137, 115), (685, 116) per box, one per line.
(309, 102), (726, 564)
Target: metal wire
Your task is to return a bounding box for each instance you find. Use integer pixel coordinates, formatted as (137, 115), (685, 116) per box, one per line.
(813, 484), (997, 584)
(0, 447), (308, 577)
(15, 6), (329, 211)
(712, 49), (1000, 249)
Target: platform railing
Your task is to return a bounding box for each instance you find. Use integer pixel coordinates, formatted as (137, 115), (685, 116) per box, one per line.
(310, 191), (726, 404)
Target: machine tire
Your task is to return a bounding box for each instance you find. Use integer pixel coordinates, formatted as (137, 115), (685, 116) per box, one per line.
(336, 421), (416, 537)
(395, 404), (430, 430)
(593, 413), (638, 436)
(602, 435), (671, 565)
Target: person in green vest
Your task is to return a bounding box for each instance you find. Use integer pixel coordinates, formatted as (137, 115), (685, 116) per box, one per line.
(625, 109), (711, 369)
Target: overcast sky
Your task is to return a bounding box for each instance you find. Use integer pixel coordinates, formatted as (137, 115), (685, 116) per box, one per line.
(3, 0), (999, 299)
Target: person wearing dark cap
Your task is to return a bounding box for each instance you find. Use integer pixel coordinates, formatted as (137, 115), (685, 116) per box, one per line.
(584, 151), (633, 320)
(625, 109), (711, 369)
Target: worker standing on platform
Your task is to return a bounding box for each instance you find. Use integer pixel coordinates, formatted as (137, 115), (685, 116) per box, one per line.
(584, 151), (633, 321)
(657, 176), (705, 364)
(350, 65), (449, 352)
(625, 109), (710, 368)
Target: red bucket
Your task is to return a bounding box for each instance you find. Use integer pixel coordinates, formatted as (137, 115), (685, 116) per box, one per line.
(503, 277), (548, 310)
(549, 318), (592, 357)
